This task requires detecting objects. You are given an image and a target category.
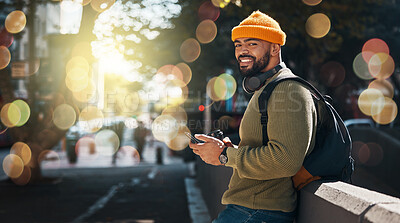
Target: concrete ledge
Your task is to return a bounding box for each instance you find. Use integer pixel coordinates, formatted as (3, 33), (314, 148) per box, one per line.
(297, 181), (400, 223)
(364, 203), (400, 223)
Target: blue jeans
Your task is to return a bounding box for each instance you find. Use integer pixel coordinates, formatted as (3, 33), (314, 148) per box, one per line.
(212, 204), (295, 223)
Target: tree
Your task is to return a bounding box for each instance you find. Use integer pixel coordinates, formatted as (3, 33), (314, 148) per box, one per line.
(0, 0), (183, 184)
(169, 0), (400, 120)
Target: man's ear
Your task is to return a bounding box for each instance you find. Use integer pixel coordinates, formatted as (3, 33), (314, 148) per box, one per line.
(270, 43), (281, 56)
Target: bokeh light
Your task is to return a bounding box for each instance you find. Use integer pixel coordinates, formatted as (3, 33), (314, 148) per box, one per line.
(362, 38), (389, 63)
(152, 115), (179, 143)
(156, 64), (183, 84)
(359, 143), (384, 166)
(76, 136), (97, 157)
(10, 142), (31, 166)
(358, 88), (385, 116)
(372, 97), (398, 125)
(124, 117), (138, 129)
(0, 126), (8, 135)
(39, 150), (61, 169)
(166, 125), (190, 151)
(305, 13), (331, 38)
(0, 27), (14, 48)
(71, 41), (93, 61)
(2, 154), (24, 178)
(211, 0), (230, 8)
(207, 77), (220, 101)
(319, 61), (346, 87)
(165, 79), (189, 106)
(351, 141), (365, 164)
(5, 10), (26, 34)
(357, 142), (370, 164)
(218, 115), (238, 130)
(207, 73), (237, 101)
(368, 53), (395, 79)
(302, 0), (322, 6)
(119, 146), (140, 164)
(53, 104), (77, 130)
(216, 73), (237, 100)
(1, 103), (21, 128)
(368, 79), (394, 99)
(353, 53), (374, 80)
(162, 106), (188, 126)
(180, 38), (201, 63)
(79, 106), (104, 132)
(196, 19), (218, 44)
(198, 1), (220, 21)
(66, 56), (90, 79)
(119, 91), (140, 114)
(72, 80), (96, 103)
(91, 0), (115, 12)
(12, 100), (30, 127)
(65, 72), (90, 92)
(95, 129), (120, 156)
(176, 63), (192, 86)
(0, 99), (29, 128)
(27, 59), (41, 76)
(11, 166), (31, 186)
(0, 46), (11, 69)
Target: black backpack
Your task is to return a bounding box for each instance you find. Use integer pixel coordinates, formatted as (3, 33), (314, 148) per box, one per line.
(258, 75), (354, 190)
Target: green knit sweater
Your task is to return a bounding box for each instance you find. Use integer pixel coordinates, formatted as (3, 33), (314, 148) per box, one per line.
(222, 68), (317, 212)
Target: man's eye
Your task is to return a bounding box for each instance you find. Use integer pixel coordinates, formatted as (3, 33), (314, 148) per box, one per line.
(235, 44), (240, 48)
(249, 43), (257, 46)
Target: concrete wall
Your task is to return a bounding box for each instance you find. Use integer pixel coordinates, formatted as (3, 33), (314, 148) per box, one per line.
(196, 126), (400, 221)
(297, 181), (400, 223)
(196, 158), (231, 220)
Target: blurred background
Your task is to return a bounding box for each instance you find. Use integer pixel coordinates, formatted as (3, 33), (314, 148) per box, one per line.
(0, 0), (399, 214)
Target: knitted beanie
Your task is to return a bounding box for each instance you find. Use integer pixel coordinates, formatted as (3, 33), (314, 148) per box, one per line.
(231, 10), (286, 46)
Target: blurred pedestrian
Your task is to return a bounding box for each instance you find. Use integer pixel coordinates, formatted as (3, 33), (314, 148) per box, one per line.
(134, 121), (147, 160)
(112, 120), (125, 165)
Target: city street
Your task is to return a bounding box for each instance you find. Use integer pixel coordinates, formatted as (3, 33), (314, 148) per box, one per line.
(0, 128), (207, 223)
(0, 163), (192, 223)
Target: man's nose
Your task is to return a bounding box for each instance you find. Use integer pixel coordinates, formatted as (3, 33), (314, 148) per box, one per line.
(238, 47), (249, 55)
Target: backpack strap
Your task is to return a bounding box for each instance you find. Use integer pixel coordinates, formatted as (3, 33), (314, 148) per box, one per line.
(258, 75), (326, 145)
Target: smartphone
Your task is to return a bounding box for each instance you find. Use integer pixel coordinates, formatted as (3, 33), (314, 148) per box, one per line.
(184, 132), (205, 144)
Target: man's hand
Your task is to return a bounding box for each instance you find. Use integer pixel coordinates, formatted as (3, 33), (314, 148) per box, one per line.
(189, 134), (225, 166)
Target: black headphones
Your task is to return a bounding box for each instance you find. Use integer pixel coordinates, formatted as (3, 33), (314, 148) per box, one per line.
(242, 63), (284, 94)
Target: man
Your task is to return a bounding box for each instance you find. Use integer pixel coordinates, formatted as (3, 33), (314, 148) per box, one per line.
(134, 121), (147, 160)
(189, 11), (318, 223)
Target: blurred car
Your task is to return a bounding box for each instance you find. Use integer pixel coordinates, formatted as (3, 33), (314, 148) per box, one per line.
(344, 118), (375, 128)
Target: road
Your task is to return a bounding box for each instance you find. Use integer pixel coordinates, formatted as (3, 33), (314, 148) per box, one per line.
(0, 163), (192, 223)
(0, 127), (209, 223)
(0, 127), (184, 179)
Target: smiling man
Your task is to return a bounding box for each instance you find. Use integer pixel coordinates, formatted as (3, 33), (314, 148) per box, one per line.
(189, 11), (318, 223)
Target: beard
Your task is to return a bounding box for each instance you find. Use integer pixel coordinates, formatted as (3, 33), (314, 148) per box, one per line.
(238, 51), (270, 77)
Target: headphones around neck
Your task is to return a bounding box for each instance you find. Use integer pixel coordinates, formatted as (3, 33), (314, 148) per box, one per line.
(242, 64), (284, 94)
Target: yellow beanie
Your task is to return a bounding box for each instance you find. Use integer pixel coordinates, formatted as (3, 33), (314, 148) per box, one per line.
(231, 10), (286, 46)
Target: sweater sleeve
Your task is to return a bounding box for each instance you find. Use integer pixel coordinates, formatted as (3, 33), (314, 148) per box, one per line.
(225, 81), (317, 180)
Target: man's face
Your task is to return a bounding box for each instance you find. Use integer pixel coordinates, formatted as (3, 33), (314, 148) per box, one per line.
(234, 38), (271, 77)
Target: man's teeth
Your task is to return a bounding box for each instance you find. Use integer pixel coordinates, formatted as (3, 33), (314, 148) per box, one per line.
(241, 59), (252, 62)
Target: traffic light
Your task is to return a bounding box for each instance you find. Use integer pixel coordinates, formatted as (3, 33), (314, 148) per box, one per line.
(198, 105), (205, 111)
